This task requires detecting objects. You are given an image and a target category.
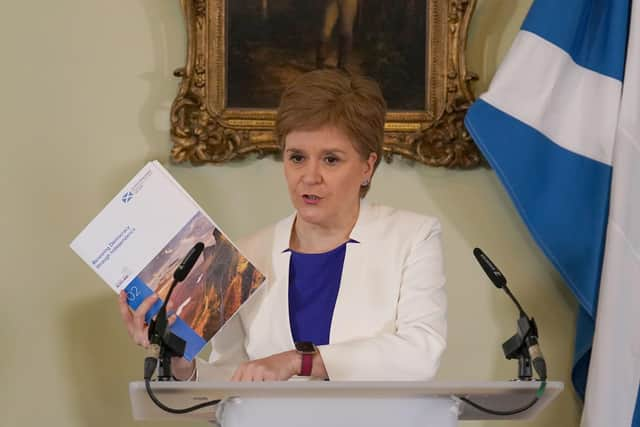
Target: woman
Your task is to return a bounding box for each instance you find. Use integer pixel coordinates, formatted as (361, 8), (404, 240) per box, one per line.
(119, 69), (446, 382)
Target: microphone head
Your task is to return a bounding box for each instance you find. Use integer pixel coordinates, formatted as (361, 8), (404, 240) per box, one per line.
(473, 247), (507, 289)
(193, 241), (205, 253)
(174, 242), (205, 282)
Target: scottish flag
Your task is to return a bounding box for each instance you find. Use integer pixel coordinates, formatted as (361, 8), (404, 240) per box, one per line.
(464, 0), (639, 425)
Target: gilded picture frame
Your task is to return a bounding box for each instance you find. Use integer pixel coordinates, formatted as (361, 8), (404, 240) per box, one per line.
(170, 0), (481, 168)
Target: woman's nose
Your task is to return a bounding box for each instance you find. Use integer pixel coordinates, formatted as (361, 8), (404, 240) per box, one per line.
(301, 160), (322, 184)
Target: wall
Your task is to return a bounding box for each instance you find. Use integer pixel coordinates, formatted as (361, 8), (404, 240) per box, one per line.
(0, 1), (580, 426)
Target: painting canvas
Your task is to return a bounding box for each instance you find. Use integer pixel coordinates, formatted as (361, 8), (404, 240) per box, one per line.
(227, 0), (427, 110)
(170, 0), (482, 168)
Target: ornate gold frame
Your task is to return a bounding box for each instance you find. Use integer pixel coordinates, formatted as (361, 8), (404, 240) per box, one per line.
(170, 0), (481, 168)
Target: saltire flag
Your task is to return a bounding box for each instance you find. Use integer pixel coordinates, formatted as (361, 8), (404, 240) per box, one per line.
(464, 0), (639, 426)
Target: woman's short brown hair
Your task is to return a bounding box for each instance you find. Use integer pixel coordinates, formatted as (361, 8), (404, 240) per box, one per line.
(276, 69), (387, 197)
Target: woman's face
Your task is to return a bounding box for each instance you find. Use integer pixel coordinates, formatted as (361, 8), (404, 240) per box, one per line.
(283, 125), (377, 229)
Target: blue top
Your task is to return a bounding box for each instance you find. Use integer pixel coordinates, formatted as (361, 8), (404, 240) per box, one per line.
(287, 240), (355, 345)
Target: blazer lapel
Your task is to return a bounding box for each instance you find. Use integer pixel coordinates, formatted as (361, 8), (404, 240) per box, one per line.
(329, 241), (367, 343)
(267, 214), (296, 350)
(329, 201), (373, 344)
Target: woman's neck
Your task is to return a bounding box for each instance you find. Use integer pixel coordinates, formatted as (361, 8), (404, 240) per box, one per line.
(290, 205), (360, 253)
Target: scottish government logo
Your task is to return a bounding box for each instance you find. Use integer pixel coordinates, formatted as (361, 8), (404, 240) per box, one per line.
(121, 191), (134, 204)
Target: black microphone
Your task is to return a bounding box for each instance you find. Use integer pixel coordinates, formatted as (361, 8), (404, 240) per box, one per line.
(473, 247), (547, 381)
(143, 240), (223, 414)
(147, 242), (204, 381)
(473, 247), (506, 289)
(156, 241), (205, 336)
(474, 248), (527, 317)
(173, 242), (205, 282)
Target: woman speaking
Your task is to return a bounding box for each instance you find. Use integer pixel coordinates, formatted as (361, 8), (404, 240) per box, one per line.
(119, 69), (447, 382)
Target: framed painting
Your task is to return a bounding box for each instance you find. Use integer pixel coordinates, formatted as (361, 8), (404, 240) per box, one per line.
(170, 0), (481, 168)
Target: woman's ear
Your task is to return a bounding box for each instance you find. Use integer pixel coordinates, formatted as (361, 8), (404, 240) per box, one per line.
(364, 152), (378, 179)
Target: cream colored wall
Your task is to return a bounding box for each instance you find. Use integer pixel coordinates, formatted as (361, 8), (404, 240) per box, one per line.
(0, 0), (580, 426)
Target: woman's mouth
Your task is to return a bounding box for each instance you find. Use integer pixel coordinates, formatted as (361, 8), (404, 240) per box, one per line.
(302, 194), (321, 204)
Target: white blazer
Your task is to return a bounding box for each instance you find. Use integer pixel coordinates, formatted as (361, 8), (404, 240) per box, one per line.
(196, 202), (447, 381)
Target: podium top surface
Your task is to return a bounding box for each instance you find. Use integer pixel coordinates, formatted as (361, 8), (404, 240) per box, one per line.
(130, 380), (563, 422)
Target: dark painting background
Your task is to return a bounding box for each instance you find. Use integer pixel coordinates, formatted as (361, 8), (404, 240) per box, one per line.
(227, 0), (427, 111)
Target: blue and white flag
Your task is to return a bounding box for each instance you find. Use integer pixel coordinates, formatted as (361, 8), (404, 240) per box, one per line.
(464, 0), (639, 426)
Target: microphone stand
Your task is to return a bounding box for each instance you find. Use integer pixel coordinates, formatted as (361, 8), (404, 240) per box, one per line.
(499, 281), (547, 382)
(143, 241), (222, 414)
(147, 278), (187, 381)
(144, 241), (204, 382)
(500, 303), (538, 381)
(472, 247), (547, 382)
(461, 248), (548, 416)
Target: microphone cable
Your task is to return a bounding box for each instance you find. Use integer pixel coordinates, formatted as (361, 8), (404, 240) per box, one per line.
(144, 379), (221, 414)
(142, 242), (222, 414)
(144, 347), (221, 414)
(459, 380), (547, 416)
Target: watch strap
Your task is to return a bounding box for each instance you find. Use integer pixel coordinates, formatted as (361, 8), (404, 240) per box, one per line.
(300, 353), (313, 376)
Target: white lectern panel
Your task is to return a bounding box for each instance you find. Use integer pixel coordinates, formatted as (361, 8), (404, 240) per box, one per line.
(218, 396), (459, 427)
(130, 380), (563, 425)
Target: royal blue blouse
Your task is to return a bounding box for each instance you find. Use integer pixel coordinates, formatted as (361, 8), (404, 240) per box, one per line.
(287, 240), (356, 345)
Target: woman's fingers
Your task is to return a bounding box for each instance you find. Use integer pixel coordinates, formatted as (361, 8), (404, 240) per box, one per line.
(118, 291), (132, 322)
(118, 292), (159, 348)
(240, 365), (257, 382)
(230, 365), (242, 382)
(135, 294), (159, 347)
(230, 354), (294, 382)
(119, 290), (139, 340)
(168, 313), (177, 326)
(133, 294), (158, 328)
(263, 371), (277, 381)
(231, 363), (252, 382)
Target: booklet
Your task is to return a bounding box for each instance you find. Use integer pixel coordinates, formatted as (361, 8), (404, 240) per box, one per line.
(70, 161), (265, 361)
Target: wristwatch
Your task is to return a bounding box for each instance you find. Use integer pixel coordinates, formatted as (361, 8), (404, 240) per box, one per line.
(295, 341), (318, 376)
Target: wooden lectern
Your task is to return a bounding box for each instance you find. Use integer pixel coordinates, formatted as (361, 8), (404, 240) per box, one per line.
(130, 380), (563, 426)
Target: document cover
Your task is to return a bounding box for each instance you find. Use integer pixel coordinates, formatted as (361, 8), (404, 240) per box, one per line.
(70, 161), (265, 360)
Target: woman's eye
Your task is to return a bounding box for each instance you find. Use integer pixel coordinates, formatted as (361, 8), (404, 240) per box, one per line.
(324, 156), (339, 165)
(289, 154), (304, 163)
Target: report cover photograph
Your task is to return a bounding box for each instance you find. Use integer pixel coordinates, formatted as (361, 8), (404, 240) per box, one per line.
(134, 211), (265, 351)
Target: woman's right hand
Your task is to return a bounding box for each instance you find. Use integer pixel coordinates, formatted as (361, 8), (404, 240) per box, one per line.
(118, 291), (196, 380)
(118, 290), (158, 348)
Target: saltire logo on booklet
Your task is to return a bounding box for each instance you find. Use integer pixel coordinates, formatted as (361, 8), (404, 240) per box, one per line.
(121, 191), (134, 204)
(121, 167), (153, 205)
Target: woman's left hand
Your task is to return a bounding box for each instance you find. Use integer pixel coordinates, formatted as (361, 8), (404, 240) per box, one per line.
(230, 350), (300, 381)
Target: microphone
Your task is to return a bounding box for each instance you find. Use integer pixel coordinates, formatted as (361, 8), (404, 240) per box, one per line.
(143, 240), (222, 415)
(173, 242), (205, 282)
(147, 241), (204, 381)
(474, 248), (527, 317)
(473, 247), (506, 289)
(473, 248), (547, 381)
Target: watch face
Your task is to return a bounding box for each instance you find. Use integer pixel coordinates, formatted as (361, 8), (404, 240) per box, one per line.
(295, 341), (316, 353)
